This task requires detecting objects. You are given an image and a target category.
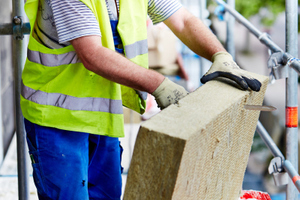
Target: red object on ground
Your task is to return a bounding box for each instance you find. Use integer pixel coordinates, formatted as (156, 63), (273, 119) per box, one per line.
(240, 190), (272, 200)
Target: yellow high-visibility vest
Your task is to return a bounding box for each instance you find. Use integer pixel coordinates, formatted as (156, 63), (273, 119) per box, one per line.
(21, 0), (148, 137)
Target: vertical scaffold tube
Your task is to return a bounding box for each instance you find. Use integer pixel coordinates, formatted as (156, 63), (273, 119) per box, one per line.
(12, 0), (29, 199)
(285, 0), (299, 199)
(199, 0), (207, 80)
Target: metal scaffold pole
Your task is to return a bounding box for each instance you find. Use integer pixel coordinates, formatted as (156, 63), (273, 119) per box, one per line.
(12, 0), (29, 198)
(214, 0), (300, 195)
(285, 0), (299, 199)
(226, 0), (235, 60)
(199, 0), (208, 80)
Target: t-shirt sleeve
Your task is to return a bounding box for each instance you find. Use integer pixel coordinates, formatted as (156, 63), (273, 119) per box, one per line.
(148, 0), (182, 24)
(50, 0), (101, 44)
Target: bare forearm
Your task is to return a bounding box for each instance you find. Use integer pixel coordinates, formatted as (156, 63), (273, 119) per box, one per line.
(177, 15), (226, 60)
(71, 36), (164, 93)
(165, 7), (226, 61)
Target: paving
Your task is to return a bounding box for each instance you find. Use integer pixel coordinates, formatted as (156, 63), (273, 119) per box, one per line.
(0, 135), (38, 200)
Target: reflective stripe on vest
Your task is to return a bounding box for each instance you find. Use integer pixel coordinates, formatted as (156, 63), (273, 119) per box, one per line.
(21, 81), (123, 114)
(27, 48), (147, 101)
(125, 39), (148, 59)
(27, 49), (81, 67)
(27, 40), (147, 66)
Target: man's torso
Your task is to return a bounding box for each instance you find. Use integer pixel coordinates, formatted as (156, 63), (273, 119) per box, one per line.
(33, 0), (182, 49)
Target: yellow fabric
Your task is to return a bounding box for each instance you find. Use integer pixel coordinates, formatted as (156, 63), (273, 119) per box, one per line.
(118, 0), (148, 68)
(82, 0), (148, 113)
(21, 0), (149, 137)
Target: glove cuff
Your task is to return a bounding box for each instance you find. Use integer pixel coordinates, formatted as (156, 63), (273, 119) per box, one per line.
(211, 51), (232, 62)
(152, 77), (169, 96)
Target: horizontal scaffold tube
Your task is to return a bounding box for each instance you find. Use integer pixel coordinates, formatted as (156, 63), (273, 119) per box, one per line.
(0, 22), (30, 35)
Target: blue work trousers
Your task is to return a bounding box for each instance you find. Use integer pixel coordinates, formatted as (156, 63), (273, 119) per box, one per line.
(24, 119), (123, 200)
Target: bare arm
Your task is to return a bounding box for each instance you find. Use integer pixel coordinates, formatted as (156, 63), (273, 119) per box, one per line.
(164, 8), (261, 91)
(164, 7), (226, 61)
(71, 35), (165, 93)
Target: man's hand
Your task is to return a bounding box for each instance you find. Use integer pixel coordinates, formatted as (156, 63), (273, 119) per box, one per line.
(152, 78), (188, 109)
(201, 52), (261, 91)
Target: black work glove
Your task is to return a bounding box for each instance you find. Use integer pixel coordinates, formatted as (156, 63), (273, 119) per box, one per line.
(200, 52), (262, 91)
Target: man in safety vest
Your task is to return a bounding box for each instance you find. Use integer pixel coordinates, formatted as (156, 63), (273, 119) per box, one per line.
(21, 0), (261, 199)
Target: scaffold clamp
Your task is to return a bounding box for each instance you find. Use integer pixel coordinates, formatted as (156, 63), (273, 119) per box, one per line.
(267, 51), (288, 80)
(214, 5), (226, 21)
(268, 157), (289, 186)
(12, 16), (24, 40)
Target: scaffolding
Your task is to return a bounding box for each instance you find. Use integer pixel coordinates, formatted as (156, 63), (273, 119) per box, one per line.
(0, 0), (30, 199)
(0, 0), (299, 199)
(216, 0), (299, 199)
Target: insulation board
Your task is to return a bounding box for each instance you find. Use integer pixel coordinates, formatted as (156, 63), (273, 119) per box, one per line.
(124, 72), (269, 200)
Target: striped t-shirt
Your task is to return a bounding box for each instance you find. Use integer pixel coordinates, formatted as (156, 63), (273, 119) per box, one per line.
(33, 0), (182, 49)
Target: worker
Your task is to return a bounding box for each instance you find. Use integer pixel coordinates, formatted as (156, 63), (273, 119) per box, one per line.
(21, 0), (262, 199)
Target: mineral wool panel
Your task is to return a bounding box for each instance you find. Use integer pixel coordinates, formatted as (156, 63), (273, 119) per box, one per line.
(124, 72), (269, 200)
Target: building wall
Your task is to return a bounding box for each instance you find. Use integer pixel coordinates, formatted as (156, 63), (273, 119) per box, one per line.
(0, 0), (16, 163)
